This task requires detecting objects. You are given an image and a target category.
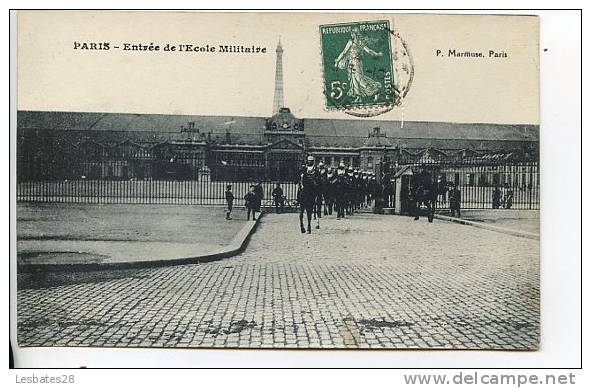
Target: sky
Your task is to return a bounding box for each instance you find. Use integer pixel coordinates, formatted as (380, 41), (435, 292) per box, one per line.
(17, 11), (539, 125)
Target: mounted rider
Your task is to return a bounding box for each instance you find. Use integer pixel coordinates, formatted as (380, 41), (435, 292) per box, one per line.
(367, 172), (378, 207)
(334, 162), (348, 219)
(411, 164), (436, 222)
(412, 165), (432, 197)
(317, 162), (330, 216)
(325, 166), (336, 215)
(298, 155), (321, 233)
(353, 168), (362, 212)
(315, 161), (327, 218)
(299, 155), (319, 191)
(361, 171), (370, 207)
(345, 165), (355, 215)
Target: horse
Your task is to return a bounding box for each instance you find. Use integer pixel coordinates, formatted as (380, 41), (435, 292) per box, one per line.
(323, 173), (336, 215)
(312, 173), (326, 220)
(298, 171), (320, 233)
(411, 169), (447, 222)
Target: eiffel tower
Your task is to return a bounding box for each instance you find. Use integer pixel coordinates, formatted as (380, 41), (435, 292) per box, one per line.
(271, 38), (284, 114)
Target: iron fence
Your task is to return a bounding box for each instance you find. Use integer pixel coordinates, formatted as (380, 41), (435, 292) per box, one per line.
(17, 146), (302, 205)
(17, 140), (539, 210)
(383, 159), (539, 211)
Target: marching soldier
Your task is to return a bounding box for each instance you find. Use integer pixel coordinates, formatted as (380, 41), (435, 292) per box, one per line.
(297, 157), (316, 206)
(359, 171), (368, 209)
(304, 155), (317, 175)
(353, 169), (361, 212)
(361, 171), (370, 207)
(315, 161), (327, 218)
(367, 172), (377, 207)
(346, 166), (355, 215)
(382, 171), (394, 208)
(325, 167), (336, 215)
(335, 162), (348, 219)
(298, 155), (322, 232)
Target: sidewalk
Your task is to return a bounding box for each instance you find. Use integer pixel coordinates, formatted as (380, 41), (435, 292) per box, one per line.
(435, 209), (539, 239)
(17, 203), (259, 269)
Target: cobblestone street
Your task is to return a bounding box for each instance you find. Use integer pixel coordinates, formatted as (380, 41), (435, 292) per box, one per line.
(17, 213), (539, 349)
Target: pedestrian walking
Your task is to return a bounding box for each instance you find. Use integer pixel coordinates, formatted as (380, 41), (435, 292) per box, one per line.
(225, 184), (234, 220)
(492, 186), (501, 209)
(244, 186), (258, 221)
(449, 184), (462, 218)
(271, 183), (284, 214)
(253, 181), (263, 214)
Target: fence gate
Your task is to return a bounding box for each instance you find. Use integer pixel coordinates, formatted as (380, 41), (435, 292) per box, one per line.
(17, 138), (539, 210)
(386, 160), (539, 211)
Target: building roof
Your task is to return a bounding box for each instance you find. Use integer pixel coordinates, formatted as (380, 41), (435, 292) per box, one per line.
(17, 110), (538, 151)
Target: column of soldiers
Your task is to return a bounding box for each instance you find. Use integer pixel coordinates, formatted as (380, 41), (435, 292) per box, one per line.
(300, 157), (384, 221)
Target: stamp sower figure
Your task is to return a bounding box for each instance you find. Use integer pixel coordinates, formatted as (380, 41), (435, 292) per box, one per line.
(449, 184), (462, 218)
(334, 28), (384, 103)
(244, 186), (257, 221)
(271, 183), (284, 214)
(225, 184), (234, 220)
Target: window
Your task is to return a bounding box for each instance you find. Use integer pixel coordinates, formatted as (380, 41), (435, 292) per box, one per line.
(367, 156), (374, 168)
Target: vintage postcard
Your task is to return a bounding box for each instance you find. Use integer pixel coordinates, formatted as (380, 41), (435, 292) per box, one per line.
(13, 11), (540, 352)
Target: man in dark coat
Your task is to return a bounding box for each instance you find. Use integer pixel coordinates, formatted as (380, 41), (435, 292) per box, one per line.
(492, 186), (501, 209)
(225, 184), (234, 220)
(253, 181), (264, 213)
(244, 186), (257, 221)
(449, 184), (462, 217)
(272, 183), (284, 213)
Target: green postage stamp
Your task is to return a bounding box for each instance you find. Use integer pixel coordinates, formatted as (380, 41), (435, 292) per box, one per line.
(320, 20), (395, 116)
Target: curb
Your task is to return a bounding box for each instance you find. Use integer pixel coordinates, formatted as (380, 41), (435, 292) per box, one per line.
(17, 213), (264, 273)
(433, 214), (539, 241)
